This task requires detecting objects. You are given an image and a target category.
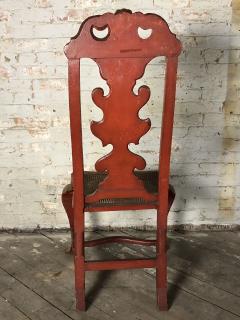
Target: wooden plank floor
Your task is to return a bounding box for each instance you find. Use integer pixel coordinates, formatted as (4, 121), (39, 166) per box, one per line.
(0, 230), (239, 320)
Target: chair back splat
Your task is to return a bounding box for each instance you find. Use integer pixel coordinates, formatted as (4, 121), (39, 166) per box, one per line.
(62, 9), (181, 311)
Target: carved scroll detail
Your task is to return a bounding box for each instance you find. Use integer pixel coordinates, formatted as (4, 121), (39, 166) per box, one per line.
(64, 9), (181, 203)
(64, 10), (182, 59)
(85, 58), (157, 203)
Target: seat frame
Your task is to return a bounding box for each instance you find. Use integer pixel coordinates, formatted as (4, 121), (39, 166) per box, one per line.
(62, 9), (181, 311)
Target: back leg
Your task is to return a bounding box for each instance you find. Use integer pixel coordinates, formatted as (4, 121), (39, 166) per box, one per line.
(156, 187), (175, 311)
(156, 242), (168, 311)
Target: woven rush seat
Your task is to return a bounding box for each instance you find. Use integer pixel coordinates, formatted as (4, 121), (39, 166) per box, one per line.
(64, 171), (175, 209)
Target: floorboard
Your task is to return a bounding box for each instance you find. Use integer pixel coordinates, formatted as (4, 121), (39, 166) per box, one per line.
(0, 296), (29, 320)
(0, 231), (239, 320)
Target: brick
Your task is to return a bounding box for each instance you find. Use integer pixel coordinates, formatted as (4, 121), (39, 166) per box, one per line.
(11, 8), (54, 23)
(0, 10), (10, 21)
(34, 23), (78, 38)
(3, 24), (37, 39)
(37, 51), (66, 65)
(174, 113), (203, 127)
(18, 53), (37, 65)
(189, 0), (232, 9)
(109, 0), (154, 9)
(35, 0), (75, 8)
(154, 0), (189, 8)
(174, 8), (232, 24)
(0, 0), (34, 10)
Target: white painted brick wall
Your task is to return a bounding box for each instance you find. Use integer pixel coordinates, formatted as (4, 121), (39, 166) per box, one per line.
(0, 0), (239, 229)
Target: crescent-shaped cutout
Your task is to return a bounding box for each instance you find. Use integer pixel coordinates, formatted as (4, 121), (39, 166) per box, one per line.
(137, 27), (152, 39)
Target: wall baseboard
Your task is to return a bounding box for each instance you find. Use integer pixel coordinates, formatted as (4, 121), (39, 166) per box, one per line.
(1, 224), (239, 233)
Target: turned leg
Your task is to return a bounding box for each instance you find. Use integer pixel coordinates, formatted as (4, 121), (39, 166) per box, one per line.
(62, 185), (74, 253)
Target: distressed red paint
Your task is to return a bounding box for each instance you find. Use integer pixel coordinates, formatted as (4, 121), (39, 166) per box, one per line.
(62, 9), (181, 311)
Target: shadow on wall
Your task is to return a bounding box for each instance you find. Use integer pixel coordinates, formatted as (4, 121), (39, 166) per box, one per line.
(217, 0), (239, 222)
(169, 21), (236, 228)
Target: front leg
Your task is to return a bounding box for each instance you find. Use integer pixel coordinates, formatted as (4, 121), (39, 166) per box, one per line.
(62, 184), (74, 253)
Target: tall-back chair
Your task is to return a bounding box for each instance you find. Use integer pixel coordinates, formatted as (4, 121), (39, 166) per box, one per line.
(62, 9), (181, 311)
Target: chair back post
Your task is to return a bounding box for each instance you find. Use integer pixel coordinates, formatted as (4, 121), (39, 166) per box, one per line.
(68, 59), (84, 256)
(158, 56), (178, 223)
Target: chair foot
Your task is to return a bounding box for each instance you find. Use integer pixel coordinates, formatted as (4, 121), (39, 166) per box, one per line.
(157, 287), (168, 311)
(76, 288), (86, 311)
(75, 254), (85, 311)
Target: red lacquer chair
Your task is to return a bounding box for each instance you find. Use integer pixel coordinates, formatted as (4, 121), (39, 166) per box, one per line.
(62, 9), (181, 311)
